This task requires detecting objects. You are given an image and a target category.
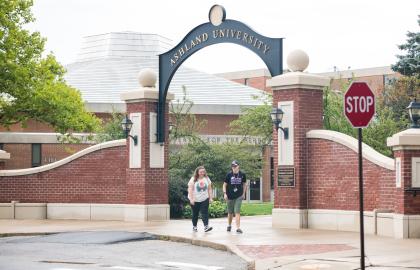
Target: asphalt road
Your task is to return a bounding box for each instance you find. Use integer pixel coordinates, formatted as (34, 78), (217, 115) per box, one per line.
(0, 231), (248, 270)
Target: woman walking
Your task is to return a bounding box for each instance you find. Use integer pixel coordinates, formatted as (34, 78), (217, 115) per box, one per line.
(188, 166), (213, 232)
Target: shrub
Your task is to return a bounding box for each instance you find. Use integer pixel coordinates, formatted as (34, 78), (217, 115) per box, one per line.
(183, 204), (192, 218)
(209, 200), (227, 218)
(169, 177), (189, 218)
(182, 201), (227, 219)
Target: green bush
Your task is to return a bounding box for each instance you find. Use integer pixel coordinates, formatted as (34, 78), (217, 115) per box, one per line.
(209, 201), (227, 218)
(168, 177), (189, 218)
(182, 201), (227, 219)
(183, 204), (192, 218)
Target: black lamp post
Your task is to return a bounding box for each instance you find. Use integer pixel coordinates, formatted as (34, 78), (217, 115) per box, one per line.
(271, 107), (289, 139)
(407, 98), (420, 128)
(121, 115), (138, 145)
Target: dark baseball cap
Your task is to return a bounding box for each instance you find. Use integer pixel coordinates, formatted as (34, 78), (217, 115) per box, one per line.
(231, 160), (239, 167)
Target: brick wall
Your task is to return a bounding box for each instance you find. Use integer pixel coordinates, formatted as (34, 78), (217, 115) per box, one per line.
(0, 119), (54, 132)
(231, 76), (272, 93)
(307, 139), (395, 211)
(195, 114), (238, 135)
(273, 89), (324, 209)
(0, 146), (127, 203)
(1, 144), (31, 169)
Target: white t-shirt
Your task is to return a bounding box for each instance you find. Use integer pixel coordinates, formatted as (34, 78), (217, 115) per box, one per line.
(188, 177), (211, 203)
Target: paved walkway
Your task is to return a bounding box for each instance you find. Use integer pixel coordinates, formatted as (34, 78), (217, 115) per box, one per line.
(1, 216), (420, 270)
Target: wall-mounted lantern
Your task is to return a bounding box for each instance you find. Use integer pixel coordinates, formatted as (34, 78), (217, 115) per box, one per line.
(407, 98), (420, 128)
(271, 107), (289, 139)
(168, 121), (175, 134)
(121, 115), (138, 145)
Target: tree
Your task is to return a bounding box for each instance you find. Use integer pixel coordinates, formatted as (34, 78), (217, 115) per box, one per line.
(169, 86), (206, 142)
(229, 94), (273, 146)
(95, 110), (125, 142)
(323, 79), (402, 157)
(391, 15), (420, 77)
(380, 76), (420, 126)
(0, 0), (100, 134)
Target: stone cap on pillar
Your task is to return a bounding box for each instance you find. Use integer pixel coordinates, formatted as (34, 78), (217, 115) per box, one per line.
(0, 150), (10, 160)
(120, 68), (174, 103)
(387, 128), (420, 150)
(267, 49), (329, 90)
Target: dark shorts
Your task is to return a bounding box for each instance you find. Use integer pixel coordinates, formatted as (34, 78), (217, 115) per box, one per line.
(227, 197), (243, 214)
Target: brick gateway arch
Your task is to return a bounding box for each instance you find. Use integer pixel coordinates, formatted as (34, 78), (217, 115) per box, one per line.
(1, 6), (420, 239)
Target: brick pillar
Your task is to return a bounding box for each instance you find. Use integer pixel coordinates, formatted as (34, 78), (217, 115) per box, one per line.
(120, 68), (174, 221)
(267, 50), (329, 228)
(387, 128), (420, 238)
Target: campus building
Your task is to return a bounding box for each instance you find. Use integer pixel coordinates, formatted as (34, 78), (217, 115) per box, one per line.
(216, 66), (400, 95)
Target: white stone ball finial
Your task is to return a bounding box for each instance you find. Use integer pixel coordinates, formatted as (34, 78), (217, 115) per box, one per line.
(138, 68), (157, 87)
(287, 49), (309, 72)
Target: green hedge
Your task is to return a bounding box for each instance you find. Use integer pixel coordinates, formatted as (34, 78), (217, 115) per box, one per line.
(182, 200), (227, 218)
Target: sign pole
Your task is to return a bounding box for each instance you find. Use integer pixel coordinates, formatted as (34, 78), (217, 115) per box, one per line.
(344, 82), (374, 270)
(358, 127), (365, 270)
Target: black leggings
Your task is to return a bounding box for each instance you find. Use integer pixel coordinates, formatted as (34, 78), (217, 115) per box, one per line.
(191, 198), (209, 227)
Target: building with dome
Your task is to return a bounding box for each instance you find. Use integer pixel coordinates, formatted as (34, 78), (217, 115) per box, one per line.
(0, 32), (273, 201)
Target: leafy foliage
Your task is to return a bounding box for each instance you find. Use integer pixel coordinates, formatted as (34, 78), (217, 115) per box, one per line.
(169, 86), (206, 142)
(380, 76), (420, 125)
(95, 110), (125, 142)
(229, 94), (273, 146)
(168, 176), (189, 218)
(0, 0), (100, 133)
(182, 201), (227, 219)
(323, 80), (402, 157)
(170, 140), (262, 185)
(391, 15), (420, 78)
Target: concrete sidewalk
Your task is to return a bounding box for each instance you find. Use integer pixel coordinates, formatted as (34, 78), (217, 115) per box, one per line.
(1, 216), (419, 270)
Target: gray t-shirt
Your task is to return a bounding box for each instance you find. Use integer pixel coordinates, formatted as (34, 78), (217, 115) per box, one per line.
(188, 177), (211, 202)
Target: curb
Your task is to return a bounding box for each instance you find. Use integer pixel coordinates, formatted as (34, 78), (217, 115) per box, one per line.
(154, 233), (255, 270)
(0, 231), (255, 270)
(0, 232), (54, 237)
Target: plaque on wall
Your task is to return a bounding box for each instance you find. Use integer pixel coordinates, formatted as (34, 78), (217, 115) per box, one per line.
(278, 166), (295, 187)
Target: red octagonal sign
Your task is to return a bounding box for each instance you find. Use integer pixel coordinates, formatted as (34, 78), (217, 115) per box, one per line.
(344, 82), (375, 128)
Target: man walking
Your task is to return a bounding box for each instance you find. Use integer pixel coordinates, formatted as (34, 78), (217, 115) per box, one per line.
(223, 160), (247, 234)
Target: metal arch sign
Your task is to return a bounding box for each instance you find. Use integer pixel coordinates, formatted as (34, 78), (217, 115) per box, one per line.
(157, 5), (283, 142)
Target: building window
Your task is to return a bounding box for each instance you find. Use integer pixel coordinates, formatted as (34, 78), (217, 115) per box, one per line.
(0, 143), (3, 150)
(244, 78), (249, 85)
(32, 144), (42, 167)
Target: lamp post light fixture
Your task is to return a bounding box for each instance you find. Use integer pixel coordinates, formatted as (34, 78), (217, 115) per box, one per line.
(121, 115), (138, 145)
(271, 107), (289, 139)
(407, 98), (420, 128)
(168, 121), (175, 134)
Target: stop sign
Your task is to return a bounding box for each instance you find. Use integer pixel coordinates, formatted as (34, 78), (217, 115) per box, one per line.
(344, 82), (375, 128)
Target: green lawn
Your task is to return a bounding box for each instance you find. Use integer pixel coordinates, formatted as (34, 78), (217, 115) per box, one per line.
(241, 202), (273, 216)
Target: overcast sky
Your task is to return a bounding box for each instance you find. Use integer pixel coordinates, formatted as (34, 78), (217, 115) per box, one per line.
(29, 0), (419, 74)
